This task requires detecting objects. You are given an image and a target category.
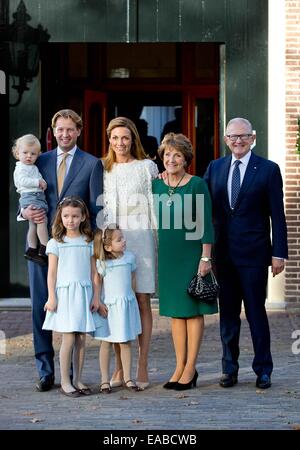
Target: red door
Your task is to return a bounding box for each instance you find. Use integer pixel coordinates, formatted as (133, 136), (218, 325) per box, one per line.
(83, 90), (107, 157)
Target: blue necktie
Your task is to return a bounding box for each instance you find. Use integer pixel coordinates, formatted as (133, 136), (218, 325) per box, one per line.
(231, 160), (241, 208)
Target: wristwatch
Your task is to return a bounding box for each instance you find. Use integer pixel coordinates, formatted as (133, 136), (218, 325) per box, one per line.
(200, 256), (212, 262)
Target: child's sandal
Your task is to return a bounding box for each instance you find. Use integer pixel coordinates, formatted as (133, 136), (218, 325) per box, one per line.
(100, 382), (112, 394)
(124, 379), (142, 392)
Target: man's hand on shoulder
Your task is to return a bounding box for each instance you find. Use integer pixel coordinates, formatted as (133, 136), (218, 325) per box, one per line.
(158, 170), (167, 180)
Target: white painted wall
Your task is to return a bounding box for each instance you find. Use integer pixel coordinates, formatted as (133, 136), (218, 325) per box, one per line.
(267, 0), (286, 309)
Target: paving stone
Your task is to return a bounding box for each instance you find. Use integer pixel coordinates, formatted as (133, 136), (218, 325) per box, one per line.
(0, 308), (299, 430)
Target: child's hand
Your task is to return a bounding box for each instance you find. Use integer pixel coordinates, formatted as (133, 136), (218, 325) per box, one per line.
(98, 303), (108, 318)
(90, 297), (100, 313)
(39, 179), (47, 191)
(44, 298), (57, 312)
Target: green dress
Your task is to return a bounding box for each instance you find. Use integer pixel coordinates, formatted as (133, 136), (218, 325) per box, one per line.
(152, 176), (218, 318)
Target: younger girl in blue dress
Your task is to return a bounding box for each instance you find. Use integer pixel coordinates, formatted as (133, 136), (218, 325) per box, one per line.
(43, 196), (98, 397)
(92, 224), (142, 393)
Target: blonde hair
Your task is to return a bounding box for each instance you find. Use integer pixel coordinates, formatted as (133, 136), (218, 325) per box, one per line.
(51, 109), (83, 130)
(51, 196), (93, 243)
(12, 134), (41, 160)
(103, 117), (148, 172)
(158, 133), (194, 168)
(93, 224), (120, 261)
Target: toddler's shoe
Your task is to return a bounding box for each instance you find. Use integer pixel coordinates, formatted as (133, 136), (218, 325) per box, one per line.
(24, 247), (48, 266)
(38, 244), (48, 265)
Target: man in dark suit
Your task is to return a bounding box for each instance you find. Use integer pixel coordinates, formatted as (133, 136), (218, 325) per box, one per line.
(204, 117), (288, 390)
(21, 109), (103, 391)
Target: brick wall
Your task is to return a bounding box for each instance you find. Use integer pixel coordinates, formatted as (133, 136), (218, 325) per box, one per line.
(285, 0), (300, 308)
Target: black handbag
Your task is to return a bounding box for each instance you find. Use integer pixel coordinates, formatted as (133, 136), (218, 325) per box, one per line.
(187, 271), (219, 302)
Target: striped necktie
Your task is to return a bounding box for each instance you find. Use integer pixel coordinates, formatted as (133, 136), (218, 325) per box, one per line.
(231, 160), (241, 208)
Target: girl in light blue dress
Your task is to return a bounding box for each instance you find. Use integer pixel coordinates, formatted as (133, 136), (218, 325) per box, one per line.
(91, 224), (142, 393)
(43, 196), (99, 398)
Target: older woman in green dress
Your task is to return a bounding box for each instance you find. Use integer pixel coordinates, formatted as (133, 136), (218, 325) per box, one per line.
(152, 133), (218, 390)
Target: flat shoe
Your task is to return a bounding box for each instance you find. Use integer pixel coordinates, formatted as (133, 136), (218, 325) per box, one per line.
(59, 387), (81, 398)
(136, 381), (150, 390)
(77, 387), (92, 396)
(124, 379), (142, 392)
(100, 382), (112, 394)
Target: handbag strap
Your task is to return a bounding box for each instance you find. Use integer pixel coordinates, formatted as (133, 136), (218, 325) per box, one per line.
(207, 270), (218, 285)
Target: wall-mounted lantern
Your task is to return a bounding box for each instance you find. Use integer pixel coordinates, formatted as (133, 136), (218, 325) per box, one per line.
(0, 0), (50, 106)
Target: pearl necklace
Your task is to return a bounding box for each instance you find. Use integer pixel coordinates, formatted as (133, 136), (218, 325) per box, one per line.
(166, 173), (186, 206)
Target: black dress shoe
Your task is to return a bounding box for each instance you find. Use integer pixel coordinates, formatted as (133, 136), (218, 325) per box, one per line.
(174, 371), (198, 391)
(163, 381), (178, 389)
(60, 387), (82, 398)
(24, 248), (48, 266)
(36, 375), (55, 392)
(219, 374), (238, 388)
(256, 374), (271, 389)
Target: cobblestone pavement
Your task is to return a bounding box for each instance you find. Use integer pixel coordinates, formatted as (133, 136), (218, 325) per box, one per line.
(0, 308), (299, 430)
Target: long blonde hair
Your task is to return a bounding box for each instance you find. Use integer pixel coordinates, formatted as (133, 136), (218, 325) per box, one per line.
(103, 117), (148, 172)
(51, 196), (93, 243)
(93, 224), (120, 261)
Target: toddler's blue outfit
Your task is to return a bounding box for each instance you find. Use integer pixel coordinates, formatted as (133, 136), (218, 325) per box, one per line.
(13, 161), (48, 211)
(93, 251), (141, 342)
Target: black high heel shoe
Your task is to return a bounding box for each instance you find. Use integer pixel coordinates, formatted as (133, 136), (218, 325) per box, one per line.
(174, 370), (198, 391)
(163, 380), (178, 389)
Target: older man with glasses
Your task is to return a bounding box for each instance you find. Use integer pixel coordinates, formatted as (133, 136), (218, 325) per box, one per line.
(204, 117), (288, 390)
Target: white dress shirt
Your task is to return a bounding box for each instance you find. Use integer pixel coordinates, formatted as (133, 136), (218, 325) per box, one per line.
(56, 146), (76, 178)
(227, 150), (252, 204)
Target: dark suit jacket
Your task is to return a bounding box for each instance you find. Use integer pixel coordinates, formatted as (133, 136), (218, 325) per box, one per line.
(203, 152), (288, 267)
(36, 147), (103, 230)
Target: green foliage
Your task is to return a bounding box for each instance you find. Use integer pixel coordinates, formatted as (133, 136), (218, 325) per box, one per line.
(297, 117), (300, 155)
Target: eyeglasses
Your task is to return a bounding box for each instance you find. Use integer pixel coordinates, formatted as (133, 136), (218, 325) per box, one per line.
(226, 134), (252, 142)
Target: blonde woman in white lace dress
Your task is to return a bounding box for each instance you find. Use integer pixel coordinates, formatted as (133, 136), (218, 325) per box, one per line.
(102, 117), (158, 389)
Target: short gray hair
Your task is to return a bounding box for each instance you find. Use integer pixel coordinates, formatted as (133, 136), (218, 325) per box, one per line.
(226, 118), (253, 134)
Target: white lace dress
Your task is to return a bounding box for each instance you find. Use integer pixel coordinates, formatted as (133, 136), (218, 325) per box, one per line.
(103, 159), (158, 294)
